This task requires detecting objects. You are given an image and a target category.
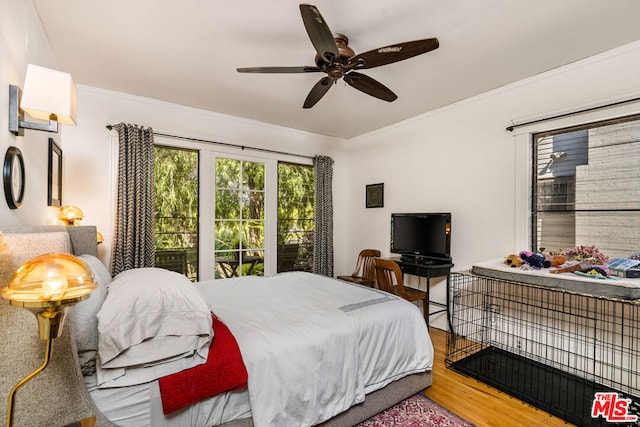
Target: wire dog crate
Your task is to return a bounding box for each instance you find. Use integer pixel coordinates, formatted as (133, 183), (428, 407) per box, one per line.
(446, 271), (640, 426)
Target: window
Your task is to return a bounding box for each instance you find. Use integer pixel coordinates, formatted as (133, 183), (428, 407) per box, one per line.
(153, 145), (199, 280)
(277, 162), (314, 272)
(214, 157), (265, 278)
(532, 116), (640, 257)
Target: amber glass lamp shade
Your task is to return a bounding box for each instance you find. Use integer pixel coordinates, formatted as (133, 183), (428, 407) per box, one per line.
(58, 205), (84, 226)
(1, 253), (95, 339)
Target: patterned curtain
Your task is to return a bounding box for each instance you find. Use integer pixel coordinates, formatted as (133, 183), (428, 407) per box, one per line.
(313, 155), (334, 276)
(110, 123), (156, 275)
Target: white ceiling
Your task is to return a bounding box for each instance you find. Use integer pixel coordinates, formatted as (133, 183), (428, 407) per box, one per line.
(33, 0), (640, 139)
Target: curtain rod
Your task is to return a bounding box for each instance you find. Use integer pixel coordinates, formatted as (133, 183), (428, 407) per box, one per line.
(105, 125), (314, 160)
(506, 95), (640, 132)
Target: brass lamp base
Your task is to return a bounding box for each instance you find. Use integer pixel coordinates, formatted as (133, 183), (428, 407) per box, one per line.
(5, 306), (74, 427)
(5, 336), (54, 427)
(7, 307), (59, 427)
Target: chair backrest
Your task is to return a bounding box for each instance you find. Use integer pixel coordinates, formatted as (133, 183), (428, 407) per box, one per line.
(155, 249), (188, 275)
(374, 258), (410, 299)
(351, 249), (381, 280)
(277, 243), (300, 272)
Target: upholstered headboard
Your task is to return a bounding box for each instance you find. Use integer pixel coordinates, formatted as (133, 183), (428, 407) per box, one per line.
(0, 225), (114, 427)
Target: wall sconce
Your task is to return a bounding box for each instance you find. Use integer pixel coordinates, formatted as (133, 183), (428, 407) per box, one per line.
(1, 253), (95, 427)
(9, 64), (77, 136)
(58, 205), (84, 226)
(550, 151), (567, 162)
(96, 231), (104, 245)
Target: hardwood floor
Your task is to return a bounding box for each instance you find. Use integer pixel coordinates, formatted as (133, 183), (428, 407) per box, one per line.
(424, 327), (574, 427)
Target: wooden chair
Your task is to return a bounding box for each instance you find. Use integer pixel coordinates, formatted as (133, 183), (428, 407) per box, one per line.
(374, 258), (428, 322)
(277, 243), (307, 272)
(337, 249), (381, 287)
(155, 249), (188, 275)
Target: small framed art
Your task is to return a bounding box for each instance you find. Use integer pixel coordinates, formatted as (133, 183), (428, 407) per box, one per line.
(365, 183), (384, 208)
(48, 138), (62, 207)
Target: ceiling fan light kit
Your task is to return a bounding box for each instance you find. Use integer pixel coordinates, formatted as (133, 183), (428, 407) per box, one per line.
(237, 4), (439, 109)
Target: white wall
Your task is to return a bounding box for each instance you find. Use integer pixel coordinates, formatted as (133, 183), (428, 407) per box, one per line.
(0, 0), (64, 226)
(345, 41), (640, 329)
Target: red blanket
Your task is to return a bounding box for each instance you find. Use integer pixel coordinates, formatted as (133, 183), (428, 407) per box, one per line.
(159, 314), (248, 414)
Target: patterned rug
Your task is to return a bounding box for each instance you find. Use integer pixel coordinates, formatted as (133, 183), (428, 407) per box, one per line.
(357, 393), (475, 427)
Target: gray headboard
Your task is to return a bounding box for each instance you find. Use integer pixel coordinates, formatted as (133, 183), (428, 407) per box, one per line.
(0, 225), (114, 426)
(0, 225), (98, 257)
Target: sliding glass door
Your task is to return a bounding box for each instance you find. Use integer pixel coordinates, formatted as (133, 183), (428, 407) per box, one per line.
(153, 138), (312, 281)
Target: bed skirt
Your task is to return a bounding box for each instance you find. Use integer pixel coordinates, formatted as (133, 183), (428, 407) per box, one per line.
(218, 370), (433, 427)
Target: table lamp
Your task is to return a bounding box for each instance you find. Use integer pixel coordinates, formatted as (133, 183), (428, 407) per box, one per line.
(1, 253), (95, 427)
(58, 205), (84, 226)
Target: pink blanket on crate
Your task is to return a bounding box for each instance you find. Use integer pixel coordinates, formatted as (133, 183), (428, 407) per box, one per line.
(158, 314), (248, 414)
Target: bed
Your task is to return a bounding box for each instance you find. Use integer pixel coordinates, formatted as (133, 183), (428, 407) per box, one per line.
(0, 226), (433, 427)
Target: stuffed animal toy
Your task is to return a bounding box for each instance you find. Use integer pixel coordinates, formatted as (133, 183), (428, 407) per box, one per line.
(504, 254), (523, 268)
(519, 251), (550, 269)
(546, 254), (567, 267)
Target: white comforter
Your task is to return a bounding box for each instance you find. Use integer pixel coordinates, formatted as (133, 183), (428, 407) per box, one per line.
(195, 272), (433, 427)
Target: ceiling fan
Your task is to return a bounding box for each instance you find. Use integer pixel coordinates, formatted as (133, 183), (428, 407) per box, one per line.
(237, 4), (439, 109)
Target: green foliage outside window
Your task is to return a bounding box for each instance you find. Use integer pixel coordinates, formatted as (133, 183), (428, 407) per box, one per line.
(154, 146), (199, 279)
(277, 162), (315, 272)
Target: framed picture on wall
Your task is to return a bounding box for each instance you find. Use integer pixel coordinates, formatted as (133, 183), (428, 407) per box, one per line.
(48, 138), (62, 207)
(365, 183), (384, 208)
(3, 146), (25, 209)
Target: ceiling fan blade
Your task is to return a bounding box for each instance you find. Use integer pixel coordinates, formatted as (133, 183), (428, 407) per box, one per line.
(303, 77), (334, 109)
(237, 66), (322, 73)
(346, 38), (439, 70)
(344, 72), (397, 102)
(299, 4), (339, 63)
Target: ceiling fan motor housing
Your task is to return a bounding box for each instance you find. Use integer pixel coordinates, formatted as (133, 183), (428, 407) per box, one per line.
(314, 33), (355, 67)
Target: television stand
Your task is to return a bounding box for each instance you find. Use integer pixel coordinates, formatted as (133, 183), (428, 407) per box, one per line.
(400, 255), (451, 266)
(390, 257), (454, 330)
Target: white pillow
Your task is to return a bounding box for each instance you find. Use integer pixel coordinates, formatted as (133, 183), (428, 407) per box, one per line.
(96, 349), (208, 388)
(69, 254), (111, 375)
(97, 267), (212, 382)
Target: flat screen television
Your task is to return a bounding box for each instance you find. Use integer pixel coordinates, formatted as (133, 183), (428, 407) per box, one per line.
(390, 212), (451, 263)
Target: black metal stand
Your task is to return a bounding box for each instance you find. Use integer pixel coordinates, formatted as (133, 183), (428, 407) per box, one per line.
(391, 257), (453, 329)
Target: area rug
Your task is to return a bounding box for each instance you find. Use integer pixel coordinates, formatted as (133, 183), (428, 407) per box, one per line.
(357, 393), (475, 427)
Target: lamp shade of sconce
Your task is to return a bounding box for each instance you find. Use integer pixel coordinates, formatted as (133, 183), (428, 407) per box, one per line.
(1, 253), (95, 427)
(58, 205), (84, 226)
(8, 64), (77, 136)
(96, 231), (104, 245)
(21, 64), (77, 125)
